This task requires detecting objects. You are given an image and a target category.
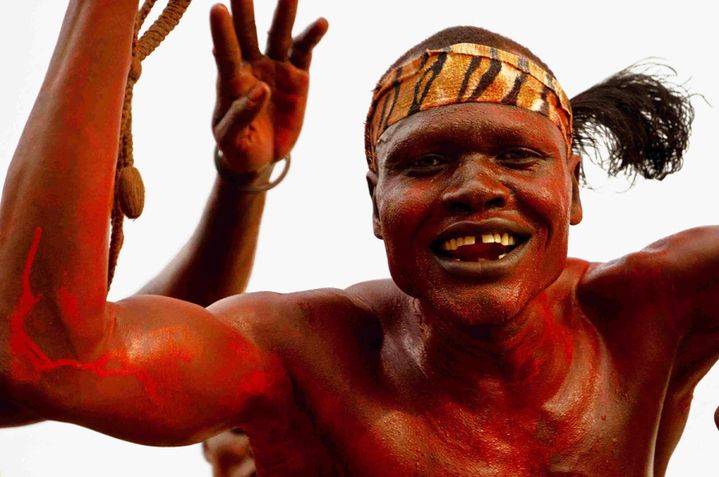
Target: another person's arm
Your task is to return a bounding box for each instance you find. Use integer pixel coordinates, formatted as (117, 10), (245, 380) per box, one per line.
(141, 1), (326, 306)
(137, 175), (267, 305)
(147, 1), (330, 462)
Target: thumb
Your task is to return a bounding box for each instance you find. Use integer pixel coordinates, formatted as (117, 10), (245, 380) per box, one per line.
(214, 82), (270, 149)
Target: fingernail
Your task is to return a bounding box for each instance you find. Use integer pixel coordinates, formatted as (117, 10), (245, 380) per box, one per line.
(248, 84), (265, 102)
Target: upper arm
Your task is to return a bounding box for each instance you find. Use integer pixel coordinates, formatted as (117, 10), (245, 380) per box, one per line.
(577, 226), (719, 334)
(641, 226), (719, 331)
(12, 294), (289, 446)
(643, 228), (719, 462)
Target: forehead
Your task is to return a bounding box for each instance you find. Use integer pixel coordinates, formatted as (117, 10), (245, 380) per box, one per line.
(375, 102), (566, 163)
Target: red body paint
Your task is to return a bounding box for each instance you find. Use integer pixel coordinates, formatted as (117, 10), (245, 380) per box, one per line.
(56, 287), (82, 331)
(8, 226), (159, 401)
(5, 94), (688, 474)
(3, 4), (705, 469)
(9, 227), (44, 379)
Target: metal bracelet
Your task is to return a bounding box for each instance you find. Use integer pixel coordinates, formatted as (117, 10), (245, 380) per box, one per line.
(214, 146), (291, 193)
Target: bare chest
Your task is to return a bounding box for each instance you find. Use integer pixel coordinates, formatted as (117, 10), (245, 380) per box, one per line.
(334, 386), (647, 476)
(248, 352), (659, 477)
(245, 285), (679, 476)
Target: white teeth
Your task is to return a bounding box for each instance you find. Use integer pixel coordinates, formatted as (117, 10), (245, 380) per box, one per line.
(498, 253), (507, 260)
(481, 233), (517, 245)
(442, 233), (518, 251)
(443, 236), (475, 251)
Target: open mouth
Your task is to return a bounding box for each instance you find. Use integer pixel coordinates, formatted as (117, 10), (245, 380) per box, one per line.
(433, 232), (527, 262)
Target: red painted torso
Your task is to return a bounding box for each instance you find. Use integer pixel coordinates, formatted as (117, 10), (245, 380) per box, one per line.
(233, 257), (701, 477)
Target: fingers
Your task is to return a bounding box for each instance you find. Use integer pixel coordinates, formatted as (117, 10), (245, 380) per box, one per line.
(231, 0), (261, 60)
(266, 0), (298, 61)
(289, 17), (329, 70)
(210, 4), (243, 78)
(221, 0), (326, 68)
(214, 83), (270, 151)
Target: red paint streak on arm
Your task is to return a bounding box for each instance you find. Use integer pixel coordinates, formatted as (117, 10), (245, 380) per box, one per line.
(6, 229), (279, 441)
(8, 227), (160, 402)
(56, 287), (81, 331)
(9, 227), (44, 380)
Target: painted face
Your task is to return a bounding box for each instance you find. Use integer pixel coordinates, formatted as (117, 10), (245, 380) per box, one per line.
(370, 102), (582, 324)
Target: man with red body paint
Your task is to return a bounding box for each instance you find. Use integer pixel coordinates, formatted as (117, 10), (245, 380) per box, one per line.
(0, 0), (713, 476)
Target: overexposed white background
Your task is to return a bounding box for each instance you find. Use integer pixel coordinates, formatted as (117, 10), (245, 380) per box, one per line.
(0, 0), (717, 475)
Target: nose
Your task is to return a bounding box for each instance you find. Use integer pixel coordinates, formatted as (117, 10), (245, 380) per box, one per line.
(441, 157), (510, 215)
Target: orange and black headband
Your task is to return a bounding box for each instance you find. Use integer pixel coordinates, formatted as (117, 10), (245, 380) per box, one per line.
(365, 43), (573, 171)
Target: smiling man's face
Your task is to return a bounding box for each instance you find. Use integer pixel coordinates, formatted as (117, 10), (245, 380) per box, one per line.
(370, 102), (582, 324)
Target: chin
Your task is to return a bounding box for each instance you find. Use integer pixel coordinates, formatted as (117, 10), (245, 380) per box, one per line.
(425, 279), (539, 326)
(388, 247), (568, 327)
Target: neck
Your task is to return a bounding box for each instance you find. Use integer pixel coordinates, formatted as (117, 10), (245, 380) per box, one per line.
(392, 291), (574, 405)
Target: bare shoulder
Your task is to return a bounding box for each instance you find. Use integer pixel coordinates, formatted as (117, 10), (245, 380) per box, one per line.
(578, 227), (717, 294)
(207, 282), (387, 357)
(575, 247), (665, 321)
(345, 278), (403, 312)
(575, 227), (719, 332)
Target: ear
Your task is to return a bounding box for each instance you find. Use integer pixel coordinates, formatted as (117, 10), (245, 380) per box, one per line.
(366, 170), (383, 239)
(569, 154), (583, 225)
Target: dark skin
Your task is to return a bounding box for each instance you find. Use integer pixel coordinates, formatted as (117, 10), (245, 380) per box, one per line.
(0, 1), (313, 471)
(139, 0), (328, 305)
(0, 1), (717, 476)
(0, 4), (302, 475)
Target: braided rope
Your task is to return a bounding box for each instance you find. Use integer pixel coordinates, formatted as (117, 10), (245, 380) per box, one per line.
(108, 0), (192, 288)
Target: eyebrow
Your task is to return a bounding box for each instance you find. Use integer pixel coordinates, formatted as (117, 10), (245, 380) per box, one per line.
(385, 120), (559, 158)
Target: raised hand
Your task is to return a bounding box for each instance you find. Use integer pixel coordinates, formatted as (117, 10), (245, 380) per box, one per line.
(210, 0), (328, 175)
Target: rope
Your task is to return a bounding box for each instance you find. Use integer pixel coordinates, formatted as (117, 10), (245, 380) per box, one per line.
(108, 0), (192, 289)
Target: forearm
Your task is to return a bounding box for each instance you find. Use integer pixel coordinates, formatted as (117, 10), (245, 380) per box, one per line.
(1, 0), (139, 387)
(139, 174), (268, 306)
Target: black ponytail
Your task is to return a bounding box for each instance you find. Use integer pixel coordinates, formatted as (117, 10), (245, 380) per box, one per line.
(570, 64), (694, 184)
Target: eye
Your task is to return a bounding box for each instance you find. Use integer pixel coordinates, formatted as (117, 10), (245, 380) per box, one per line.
(497, 148), (545, 167)
(408, 153), (447, 169)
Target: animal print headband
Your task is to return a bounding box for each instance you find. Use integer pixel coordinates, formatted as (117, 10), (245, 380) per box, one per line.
(365, 43), (573, 171)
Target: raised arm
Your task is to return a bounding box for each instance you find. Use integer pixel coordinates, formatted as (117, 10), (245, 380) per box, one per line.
(0, 0), (322, 445)
(644, 226), (719, 331)
(140, 0), (327, 306)
(630, 226), (719, 470)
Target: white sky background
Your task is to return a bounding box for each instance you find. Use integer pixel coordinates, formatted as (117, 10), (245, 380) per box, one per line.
(0, 0), (717, 475)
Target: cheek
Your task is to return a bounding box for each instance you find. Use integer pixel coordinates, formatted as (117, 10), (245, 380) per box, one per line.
(376, 179), (437, 290)
(512, 170), (573, 284)
(377, 180), (433, 239)
(517, 171), (573, 232)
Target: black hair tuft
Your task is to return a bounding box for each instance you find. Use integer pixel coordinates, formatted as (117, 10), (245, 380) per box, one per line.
(571, 63), (695, 184)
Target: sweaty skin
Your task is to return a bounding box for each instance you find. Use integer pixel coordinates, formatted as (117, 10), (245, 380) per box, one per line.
(1, 1), (717, 476)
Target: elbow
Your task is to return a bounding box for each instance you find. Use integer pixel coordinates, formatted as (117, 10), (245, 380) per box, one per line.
(3, 290), (113, 381)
